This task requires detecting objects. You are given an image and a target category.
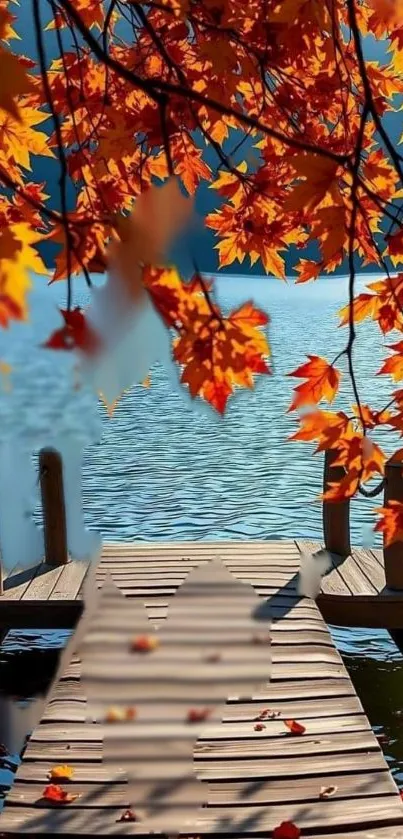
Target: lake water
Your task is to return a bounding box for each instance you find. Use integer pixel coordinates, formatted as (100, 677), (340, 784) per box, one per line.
(0, 271), (402, 799)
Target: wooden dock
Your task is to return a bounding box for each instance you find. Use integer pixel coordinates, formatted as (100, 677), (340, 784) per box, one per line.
(1, 540), (403, 837)
(0, 539), (402, 632)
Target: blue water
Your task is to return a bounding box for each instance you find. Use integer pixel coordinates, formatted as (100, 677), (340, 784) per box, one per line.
(0, 271), (402, 796)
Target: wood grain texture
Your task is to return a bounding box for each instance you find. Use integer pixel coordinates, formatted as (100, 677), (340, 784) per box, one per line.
(2, 540), (403, 837)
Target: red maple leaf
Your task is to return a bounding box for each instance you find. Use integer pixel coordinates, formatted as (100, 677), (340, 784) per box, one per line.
(43, 308), (103, 356)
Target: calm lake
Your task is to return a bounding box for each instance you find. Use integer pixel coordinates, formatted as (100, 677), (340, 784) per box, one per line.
(0, 271), (402, 799)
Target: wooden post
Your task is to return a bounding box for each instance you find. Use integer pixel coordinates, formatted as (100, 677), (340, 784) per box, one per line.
(39, 448), (68, 567)
(383, 458), (403, 590)
(323, 449), (351, 556)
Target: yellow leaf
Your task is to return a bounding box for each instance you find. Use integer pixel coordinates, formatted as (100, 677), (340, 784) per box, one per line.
(0, 223), (47, 327)
(0, 103), (54, 170)
(48, 765), (74, 781)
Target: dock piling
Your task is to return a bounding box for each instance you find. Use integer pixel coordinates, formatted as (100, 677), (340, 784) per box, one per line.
(322, 449), (351, 557)
(383, 457), (403, 590)
(39, 447), (68, 567)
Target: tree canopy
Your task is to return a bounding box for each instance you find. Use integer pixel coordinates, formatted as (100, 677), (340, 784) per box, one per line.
(2, 0), (403, 542)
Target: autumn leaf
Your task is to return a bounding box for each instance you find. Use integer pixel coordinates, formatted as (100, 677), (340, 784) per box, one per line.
(0, 103), (54, 172)
(0, 223), (47, 327)
(0, 23), (32, 120)
(43, 308), (103, 356)
(285, 154), (341, 212)
(319, 785), (338, 799)
(272, 821), (301, 839)
(187, 708), (211, 723)
(375, 500), (403, 546)
(255, 708), (280, 720)
(378, 340), (403, 381)
(117, 809), (138, 823)
(288, 356), (341, 411)
(41, 784), (79, 804)
(284, 719), (306, 735)
(48, 765), (74, 782)
(105, 706), (137, 722)
(130, 635), (160, 653)
(254, 722), (266, 731)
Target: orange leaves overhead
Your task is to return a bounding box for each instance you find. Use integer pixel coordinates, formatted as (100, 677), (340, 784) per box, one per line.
(339, 275), (403, 334)
(43, 308), (103, 356)
(378, 341), (403, 382)
(288, 356), (341, 412)
(145, 266), (270, 413)
(285, 154), (341, 213)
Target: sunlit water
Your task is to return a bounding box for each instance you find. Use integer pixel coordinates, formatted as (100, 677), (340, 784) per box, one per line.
(0, 271), (402, 800)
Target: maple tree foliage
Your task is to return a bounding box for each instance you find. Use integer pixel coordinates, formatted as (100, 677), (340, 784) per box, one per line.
(3, 0), (403, 540)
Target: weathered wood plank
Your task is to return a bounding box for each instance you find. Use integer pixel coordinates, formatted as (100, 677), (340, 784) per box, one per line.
(53, 675), (355, 703)
(22, 564), (64, 601)
(41, 693), (365, 724)
(2, 794), (403, 835)
(50, 560), (89, 600)
(23, 729), (380, 762)
(29, 714), (371, 744)
(14, 750), (389, 784)
(0, 565), (41, 601)
(7, 769), (398, 807)
(296, 539), (352, 596)
(357, 548), (387, 592)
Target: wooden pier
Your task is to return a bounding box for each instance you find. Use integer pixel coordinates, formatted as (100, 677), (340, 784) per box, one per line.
(0, 541), (403, 837)
(1, 449), (403, 836)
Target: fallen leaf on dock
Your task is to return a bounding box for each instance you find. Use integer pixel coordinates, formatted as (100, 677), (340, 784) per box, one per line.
(319, 784), (338, 799)
(284, 719), (306, 736)
(251, 632), (271, 645)
(48, 765), (74, 781)
(130, 634), (160, 653)
(254, 722), (266, 731)
(117, 809), (138, 822)
(41, 784), (79, 804)
(255, 708), (280, 721)
(105, 706), (137, 722)
(187, 708), (210, 723)
(273, 821), (301, 839)
(204, 652), (222, 663)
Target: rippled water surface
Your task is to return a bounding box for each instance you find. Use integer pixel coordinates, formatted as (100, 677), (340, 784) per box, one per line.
(0, 272), (402, 796)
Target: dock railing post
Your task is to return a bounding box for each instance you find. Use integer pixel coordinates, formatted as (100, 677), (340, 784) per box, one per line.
(39, 447), (68, 567)
(323, 449), (351, 556)
(383, 457), (403, 590)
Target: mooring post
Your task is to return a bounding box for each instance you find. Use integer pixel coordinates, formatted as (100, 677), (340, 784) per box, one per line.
(383, 457), (403, 590)
(39, 447), (68, 567)
(323, 449), (351, 556)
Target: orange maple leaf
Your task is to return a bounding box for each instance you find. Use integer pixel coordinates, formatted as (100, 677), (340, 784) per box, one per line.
(375, 500), (403, 546)
(288, 356), (341, 411)
(0, 23), (32, 121)
(285, 154), (342, 212)
(378, 340), (403, 381)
